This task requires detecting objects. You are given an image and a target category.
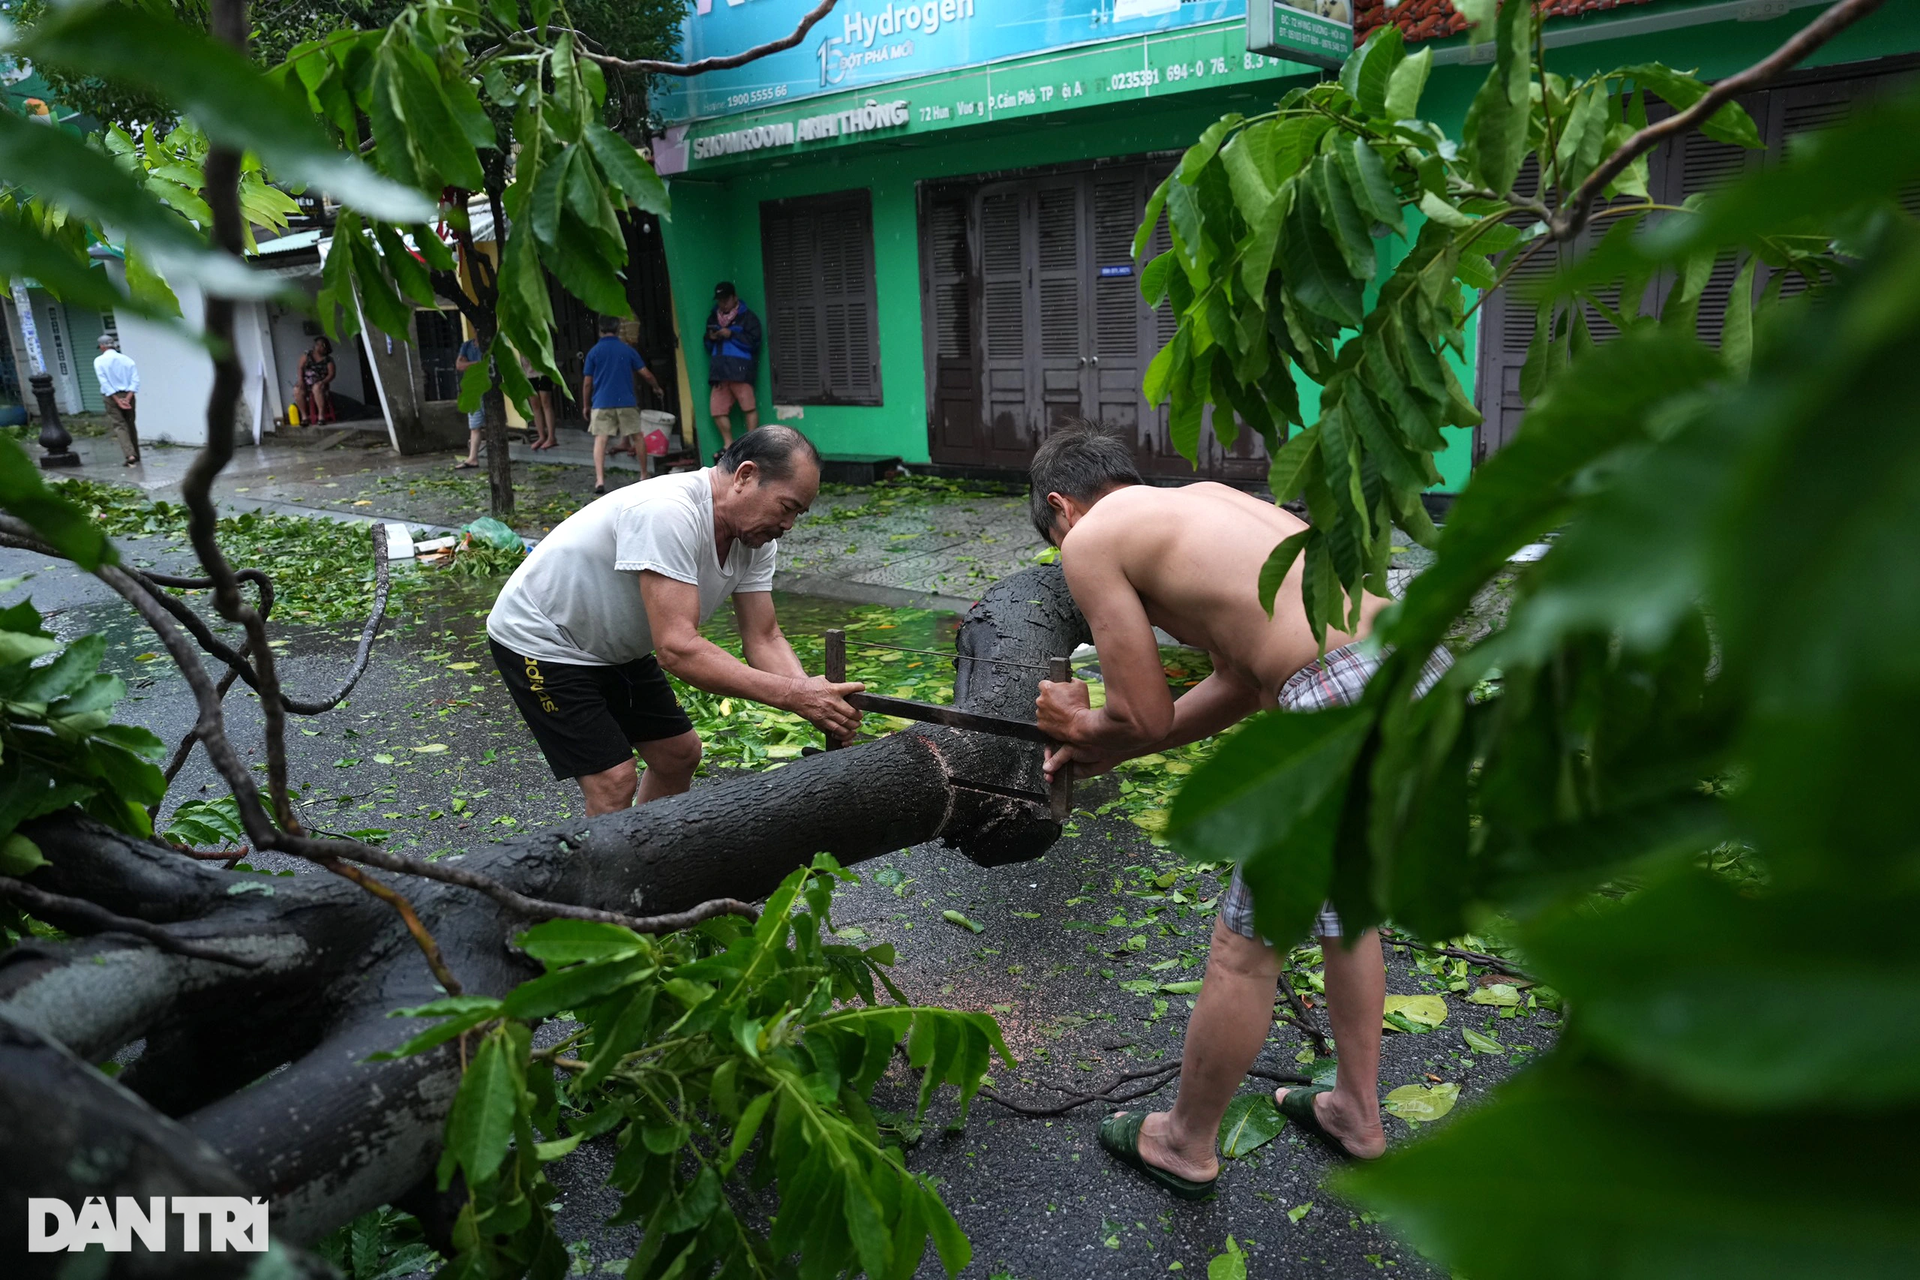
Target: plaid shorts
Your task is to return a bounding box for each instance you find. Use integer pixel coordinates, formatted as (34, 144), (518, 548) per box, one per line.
(1217, 641), (1454, 943)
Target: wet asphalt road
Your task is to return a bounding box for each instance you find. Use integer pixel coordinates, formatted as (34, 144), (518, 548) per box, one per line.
(7, 546), (1557, 1280)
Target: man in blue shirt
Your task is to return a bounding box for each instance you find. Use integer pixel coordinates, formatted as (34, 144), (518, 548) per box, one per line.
(582, 315), (663, 494)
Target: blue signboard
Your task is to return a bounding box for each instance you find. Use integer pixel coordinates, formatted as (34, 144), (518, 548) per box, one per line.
(657, 0), (1247, 123)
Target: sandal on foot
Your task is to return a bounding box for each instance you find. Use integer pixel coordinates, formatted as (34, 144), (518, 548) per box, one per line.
(453, 460), (479, 470)
(592, 483), (606, 495)
(1275, 1087), (1368, 1162)
(1097, 1112), (1216, 1201)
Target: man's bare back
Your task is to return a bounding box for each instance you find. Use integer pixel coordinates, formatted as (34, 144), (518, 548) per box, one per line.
(1070, 482), (1386, 700)
(1034, 480), (1390, 778)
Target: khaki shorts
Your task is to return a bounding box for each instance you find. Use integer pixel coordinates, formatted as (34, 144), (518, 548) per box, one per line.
(588, 406), (643, 437)
(709, 381), (756, 416)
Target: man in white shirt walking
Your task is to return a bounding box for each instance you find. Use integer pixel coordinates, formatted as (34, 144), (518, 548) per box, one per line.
(486, 425), (865, 815)
(92, 333), (140, 466)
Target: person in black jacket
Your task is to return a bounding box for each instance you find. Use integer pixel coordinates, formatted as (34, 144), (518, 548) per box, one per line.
(704, 281), (762, 450)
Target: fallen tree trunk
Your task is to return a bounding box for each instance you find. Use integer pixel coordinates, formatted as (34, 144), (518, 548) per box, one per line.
(0, 566), (1087, 1270)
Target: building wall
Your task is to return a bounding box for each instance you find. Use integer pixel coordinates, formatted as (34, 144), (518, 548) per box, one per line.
(111, 275), (218, 447)
(662, 1), (1920, 488)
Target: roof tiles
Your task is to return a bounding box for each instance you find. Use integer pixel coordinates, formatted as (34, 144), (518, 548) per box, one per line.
(1353, 0), (1658, 43)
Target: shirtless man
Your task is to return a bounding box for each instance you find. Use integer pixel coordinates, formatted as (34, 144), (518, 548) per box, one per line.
(1029, 421), (1450, 1194)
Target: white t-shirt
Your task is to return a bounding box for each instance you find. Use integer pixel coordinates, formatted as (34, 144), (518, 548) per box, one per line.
(486, 469), (776, 667)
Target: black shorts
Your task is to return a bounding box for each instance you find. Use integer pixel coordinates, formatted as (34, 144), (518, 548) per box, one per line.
(490, 638), (694, 780)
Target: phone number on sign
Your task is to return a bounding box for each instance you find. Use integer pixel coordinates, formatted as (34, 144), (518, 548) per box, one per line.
(1107, 67), (1160, 91)
(724, 84), (789, 109)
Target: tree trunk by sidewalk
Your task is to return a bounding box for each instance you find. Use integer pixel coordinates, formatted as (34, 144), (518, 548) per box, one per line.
(0, 566), (1088, 1265)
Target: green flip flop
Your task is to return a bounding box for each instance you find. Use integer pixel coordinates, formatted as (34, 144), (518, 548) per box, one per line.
(1275, 1086), (1364, 1162)
(1097, 1111), (1217, 1201)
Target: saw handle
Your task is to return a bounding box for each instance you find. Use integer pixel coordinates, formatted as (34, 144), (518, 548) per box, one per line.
(824, 628), (847, 750)
(1047, 655), (1073, 822)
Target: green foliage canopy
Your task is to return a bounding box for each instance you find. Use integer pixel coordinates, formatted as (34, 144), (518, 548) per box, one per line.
(1158, 4), (1920, 1274)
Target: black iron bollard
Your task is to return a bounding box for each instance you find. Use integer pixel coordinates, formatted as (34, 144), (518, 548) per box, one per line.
(29, 372), (79, 469)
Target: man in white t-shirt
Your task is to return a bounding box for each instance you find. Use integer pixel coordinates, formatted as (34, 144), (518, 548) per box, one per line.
(487, 426), (864, 814)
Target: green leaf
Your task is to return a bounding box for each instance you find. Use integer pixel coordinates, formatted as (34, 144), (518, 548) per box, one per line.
(1168, 706), (1373, 944)
(0, 439), (115, 570)
(1266, 429), (1320, 504)
(1620, 63), (1763, 150)
(0, 112), (274, 301)
(1345, 139), (1407, 236)
(1385, 47), (1433, 121)
(344, 228), (415, 339)
(18, 5), (431, 222)
(1257, 530), (1311, 616)
(516, 918), (647, 965)
(1218, 1094), (1286, 1158)
(941, 909), (983, 934)
(0, 833), (45, 876)
(1459, 0), (1532, 196)
(727, 1090), (774, 1168)
(1382, 994), (1448, 1030)
(1313, 157), (1377, 281)
(1720, 254), (1757, 376)
(1207, 1235), (1248, 1280)
(1417, 191), (1476, 230)
(1283, 190), (1364, 328)
(1383, 1081), (1459, 1121)
(1527, 871), (1920, 1107)
(1339, 26), (1404, 119)
(1338, 1062), (1920, 1279)
(502, 954), (652, 1020)
(438, 1030), (520, 1189)
(386, 44), (487, 191)
(585, 124), (670, 217)
(1462, 1028), (1506, 1055)
(373, 223), (435, 308)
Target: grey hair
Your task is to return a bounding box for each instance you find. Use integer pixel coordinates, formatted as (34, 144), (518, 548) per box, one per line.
(718, 425), (820, 483)
(1028, 419), (1143, 541)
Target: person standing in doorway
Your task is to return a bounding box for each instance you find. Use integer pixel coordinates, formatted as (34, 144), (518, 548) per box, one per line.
(453, 334), (490, 470)
(704, 281), (761, 454)
(93, 333), (140, 467)
(583, 315), (663, 495)
(295, 336), (336, 426)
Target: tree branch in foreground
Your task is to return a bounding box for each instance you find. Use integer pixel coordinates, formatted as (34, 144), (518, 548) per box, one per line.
(590, 0), (837, 75)
(1554, 0), (1888, 240)
(0, 875), (263, 968)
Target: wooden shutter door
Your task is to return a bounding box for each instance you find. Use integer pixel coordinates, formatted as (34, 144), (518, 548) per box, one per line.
(762, 203), (824, 401)
(819, 196), (878, 403)
(1137, 172), (1198, 477)
(1474, 157), (1564, 460)
(923, 187), (981, 462)
(977, 186), (1032, 461)
(1035, 178), (1087, 436)
(1090, 169), (1147, 445)
(1655, 95), (1767, 349)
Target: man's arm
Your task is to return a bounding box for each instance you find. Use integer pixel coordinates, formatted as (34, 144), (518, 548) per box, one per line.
(641, 572), (863, 739)
(732, 591), (807, 680)
(1034, 526), (1176, 753)
(634, 358), (662, 398)
(1043, 671), (1260, 783)
(581, 374), (594, 409)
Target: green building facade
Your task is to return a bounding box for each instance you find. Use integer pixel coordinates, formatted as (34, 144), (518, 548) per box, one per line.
(655, 0), (1918, 489)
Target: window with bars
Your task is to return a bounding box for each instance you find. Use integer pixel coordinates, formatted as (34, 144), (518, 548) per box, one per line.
(759, 190), (882, 406)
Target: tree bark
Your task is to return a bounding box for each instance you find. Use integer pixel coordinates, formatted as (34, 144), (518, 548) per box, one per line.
(0, 566), (1087, 1270)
